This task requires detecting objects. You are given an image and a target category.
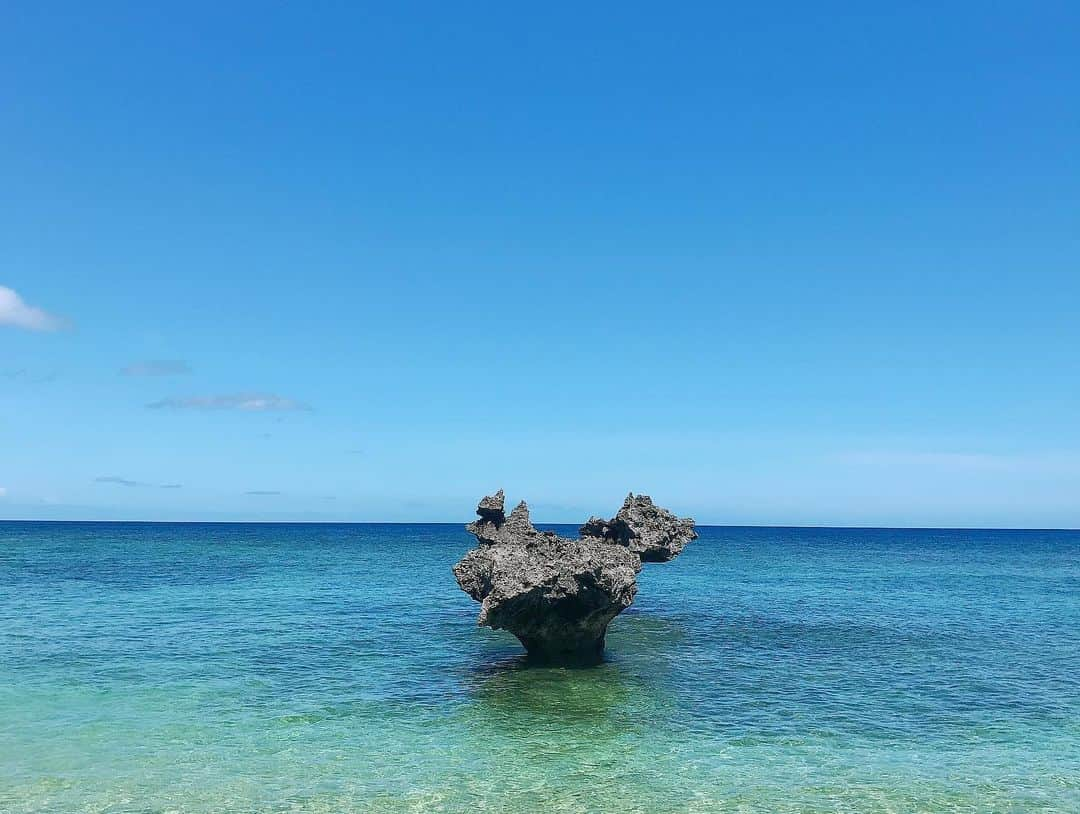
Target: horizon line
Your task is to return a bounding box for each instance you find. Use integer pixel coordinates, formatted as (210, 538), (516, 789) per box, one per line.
(0, 518), (1077, 532)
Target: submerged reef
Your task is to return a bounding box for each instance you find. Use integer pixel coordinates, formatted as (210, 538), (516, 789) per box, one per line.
(452, 490), (696, 663)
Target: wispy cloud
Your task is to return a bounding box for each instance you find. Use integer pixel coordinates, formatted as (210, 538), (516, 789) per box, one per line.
(2, 368), (59, 384)
(95, 476), (183, 488)
(0, 286), (65, 331)
(96, 476), (142, 487)
(833, 451), (1013, 471)
(122, 360), (192, 377)
(245, 490), (282, 496)
(147, 393), (310, 411)
(832, 450), (1080, 474)
(0, 487), (7, 498)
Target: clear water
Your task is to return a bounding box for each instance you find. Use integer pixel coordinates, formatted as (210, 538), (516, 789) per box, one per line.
(1, 522), (1078, 813)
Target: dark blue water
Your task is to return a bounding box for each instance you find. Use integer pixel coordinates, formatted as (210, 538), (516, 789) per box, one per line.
(2, 522), (1078, 812)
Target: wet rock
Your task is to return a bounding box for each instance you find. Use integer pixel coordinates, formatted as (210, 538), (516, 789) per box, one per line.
(453, 490), (696, 663)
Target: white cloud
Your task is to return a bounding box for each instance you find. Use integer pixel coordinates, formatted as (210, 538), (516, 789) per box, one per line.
(0, 286), (64, 331)
(146, 393), (310, 411)
(122, 360), (192, 377)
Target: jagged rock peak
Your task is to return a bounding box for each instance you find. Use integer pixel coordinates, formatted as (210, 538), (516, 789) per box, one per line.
(579, 492), (697, 562)
(465, 490), (552, 546)
(475, 489), (506, 523)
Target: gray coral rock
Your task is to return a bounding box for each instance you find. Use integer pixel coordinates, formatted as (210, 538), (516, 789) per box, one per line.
(580, 493), (697, 563)
(453, 490), (697, 663)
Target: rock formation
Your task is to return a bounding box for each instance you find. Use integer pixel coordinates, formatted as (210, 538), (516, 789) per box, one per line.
(453, 490), (696, 663)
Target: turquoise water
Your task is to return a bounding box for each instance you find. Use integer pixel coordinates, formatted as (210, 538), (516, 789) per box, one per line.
(1, 522), (1078, 813)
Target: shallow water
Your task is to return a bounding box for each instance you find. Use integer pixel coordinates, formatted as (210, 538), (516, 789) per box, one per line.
(2, 522), (1078, 813)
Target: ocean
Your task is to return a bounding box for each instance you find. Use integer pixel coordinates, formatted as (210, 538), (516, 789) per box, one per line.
(2, 521), (1078, 813)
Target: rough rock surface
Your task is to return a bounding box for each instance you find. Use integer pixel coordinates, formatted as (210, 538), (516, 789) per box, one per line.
(453, 490), (697, 663)
(579, 493), (698, 563)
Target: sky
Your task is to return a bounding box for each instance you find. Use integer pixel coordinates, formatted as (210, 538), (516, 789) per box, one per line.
(2, 2), (1079, 526)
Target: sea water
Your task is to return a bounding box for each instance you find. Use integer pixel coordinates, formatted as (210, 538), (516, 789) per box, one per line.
(1, 522), (1078, 813)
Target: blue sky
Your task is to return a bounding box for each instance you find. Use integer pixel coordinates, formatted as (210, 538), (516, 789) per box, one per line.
(2, 2), (1079, 526)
